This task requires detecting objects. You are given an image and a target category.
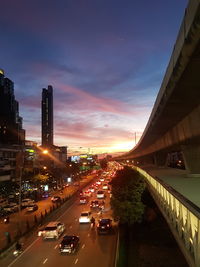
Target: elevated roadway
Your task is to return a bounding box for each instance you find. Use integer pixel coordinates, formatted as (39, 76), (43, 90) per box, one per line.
(119, 0), (200, 177)
(116, 1), (200, 266)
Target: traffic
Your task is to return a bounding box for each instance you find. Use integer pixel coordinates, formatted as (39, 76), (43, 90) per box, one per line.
(1, 168), (118, 267)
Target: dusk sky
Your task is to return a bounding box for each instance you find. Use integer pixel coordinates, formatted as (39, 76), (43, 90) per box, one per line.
(0, 0), (188, 156)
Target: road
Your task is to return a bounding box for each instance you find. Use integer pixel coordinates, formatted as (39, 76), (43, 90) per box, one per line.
(1, 179), (117, 267)
(0, 175), (94, 250)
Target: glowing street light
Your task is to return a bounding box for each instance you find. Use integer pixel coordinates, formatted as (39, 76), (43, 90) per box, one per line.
(43, 149), (49, 155)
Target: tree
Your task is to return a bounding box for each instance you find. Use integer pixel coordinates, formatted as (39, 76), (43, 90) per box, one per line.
(32, 173), (49, 185)
(99, 158), (107, 169)
(110, 166), (145, 225)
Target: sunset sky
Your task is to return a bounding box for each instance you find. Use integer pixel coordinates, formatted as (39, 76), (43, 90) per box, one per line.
(0, 0), (188, 156)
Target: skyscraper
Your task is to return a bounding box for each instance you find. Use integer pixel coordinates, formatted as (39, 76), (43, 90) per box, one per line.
(41, 85), (53, 148)
(0, 69), (25, 145)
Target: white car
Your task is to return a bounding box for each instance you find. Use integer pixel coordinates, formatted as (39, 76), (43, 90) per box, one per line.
(97, 190), (105, 199)
(42, 221), (65, 239)
(89, 187), (95, 193)
(79, 211), (92, 223)
(102, 184), (108, 190)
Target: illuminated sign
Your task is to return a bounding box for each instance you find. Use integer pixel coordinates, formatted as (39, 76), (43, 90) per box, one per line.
(44, 185), (49, 191)
(80, 154), (87, 158)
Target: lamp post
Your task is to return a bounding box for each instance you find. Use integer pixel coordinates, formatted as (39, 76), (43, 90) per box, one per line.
(17, 146), (25, 236)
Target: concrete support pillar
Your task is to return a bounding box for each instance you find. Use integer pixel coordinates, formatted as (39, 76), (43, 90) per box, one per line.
(182, 145), (200, 177)
(154, 151), (167, 167)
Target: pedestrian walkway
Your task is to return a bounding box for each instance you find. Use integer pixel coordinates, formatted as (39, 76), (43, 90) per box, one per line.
(143, 166), (200, 208)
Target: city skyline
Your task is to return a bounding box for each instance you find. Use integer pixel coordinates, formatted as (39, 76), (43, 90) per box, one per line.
(0, 0), (188, 155)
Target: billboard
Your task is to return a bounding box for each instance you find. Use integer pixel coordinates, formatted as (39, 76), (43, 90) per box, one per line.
(71, 155), (80, 162)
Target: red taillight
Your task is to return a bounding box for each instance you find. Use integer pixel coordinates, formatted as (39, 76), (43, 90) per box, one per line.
(97, 224), (99, 227)
(107, 224), (109, 227)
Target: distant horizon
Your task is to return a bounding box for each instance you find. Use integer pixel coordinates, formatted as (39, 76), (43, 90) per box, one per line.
(0, 0), (188, 155)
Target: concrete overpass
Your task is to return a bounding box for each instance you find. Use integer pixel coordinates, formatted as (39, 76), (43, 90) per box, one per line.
(118, 0), (200, 176)
(115, 1), (200, 266)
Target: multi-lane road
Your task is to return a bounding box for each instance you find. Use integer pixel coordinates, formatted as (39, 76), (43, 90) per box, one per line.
(1, 178), (117, 267)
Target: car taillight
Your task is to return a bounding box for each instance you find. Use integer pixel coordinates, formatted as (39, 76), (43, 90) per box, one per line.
(59, 244), (62, 247)
(97, 224), (99, 227)
(71, 244), (73, 247)
(107, 224), (110, 227)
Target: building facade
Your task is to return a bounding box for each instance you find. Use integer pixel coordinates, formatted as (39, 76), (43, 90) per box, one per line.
(41, 85), (53, 148)
(0, 69), (25, 145)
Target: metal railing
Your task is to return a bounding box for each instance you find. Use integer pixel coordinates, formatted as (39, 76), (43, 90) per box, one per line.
(133, 166), (200, 267)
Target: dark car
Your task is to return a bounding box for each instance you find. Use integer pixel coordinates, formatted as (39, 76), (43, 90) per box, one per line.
(79, 196), (88, 204)
(90, 200), (99, 209)
(51, 196), (61, 203)
(0, 209), (11, 218)
(59, 235), (80, 254)
(97, 218), (112, 234)
(26, 204), (38, 212)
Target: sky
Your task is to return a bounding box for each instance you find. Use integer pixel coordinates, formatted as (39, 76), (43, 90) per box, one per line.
(0, 0), (188, 156)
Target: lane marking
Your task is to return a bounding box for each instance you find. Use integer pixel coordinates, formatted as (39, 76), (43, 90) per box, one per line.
(82, 244), (85, 249)
(43, 258), (48, 264)
(8, 181), (94, 267)
(75, 258), (78, 264)
(54, 244), (58, 249)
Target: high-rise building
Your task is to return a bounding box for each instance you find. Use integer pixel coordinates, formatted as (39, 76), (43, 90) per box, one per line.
(0, 69), (25, 145)
(41, 85), (53, 148)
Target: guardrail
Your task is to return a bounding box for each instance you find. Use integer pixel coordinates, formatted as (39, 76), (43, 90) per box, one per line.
(133, 166), (200, 267)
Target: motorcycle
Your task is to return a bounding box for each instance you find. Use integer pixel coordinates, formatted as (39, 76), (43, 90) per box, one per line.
(13, 249), (22, 257)
(4, 216), (9, 224)
(13, 243), (23, 257)
(90, 218), (96, 229)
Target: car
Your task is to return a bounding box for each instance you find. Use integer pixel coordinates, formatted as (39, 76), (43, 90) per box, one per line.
(0, 198), (8, 208)
(42, 192), (50, 198)
(102, 184), (108, 190)
(100, 177), (105, 182)
(51, 196), (61, 203)
(21, 198), (35, 207)
(3, 203), (19, 213)
(83, 190), (92, 197)
(38, 227), (45, 237)
(90, 200), (100, 209)
(26, 204), (38, 212)
(79, 196), (88, 204)
(79, 211), (92, 223)
(88, 187), (95, 193)
(96, 190), (105, 199)
(59, 235), (80, 254)
(42, 221), (65, 239)
(97, 218), (112, 234)
(0, 209), (11, 218)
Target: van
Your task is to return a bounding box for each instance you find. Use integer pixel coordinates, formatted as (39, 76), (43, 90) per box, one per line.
(42, 221), (65, 239)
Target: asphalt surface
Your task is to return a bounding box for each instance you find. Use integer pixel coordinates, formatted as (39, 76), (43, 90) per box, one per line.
(0, 179), (117, 267)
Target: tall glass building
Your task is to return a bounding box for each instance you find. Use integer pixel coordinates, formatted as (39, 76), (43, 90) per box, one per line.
(0, 69), (25, 145)
(41, 85), (53, 148)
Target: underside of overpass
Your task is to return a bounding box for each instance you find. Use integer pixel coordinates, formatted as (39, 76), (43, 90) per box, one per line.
(117, 0), (200, 176)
